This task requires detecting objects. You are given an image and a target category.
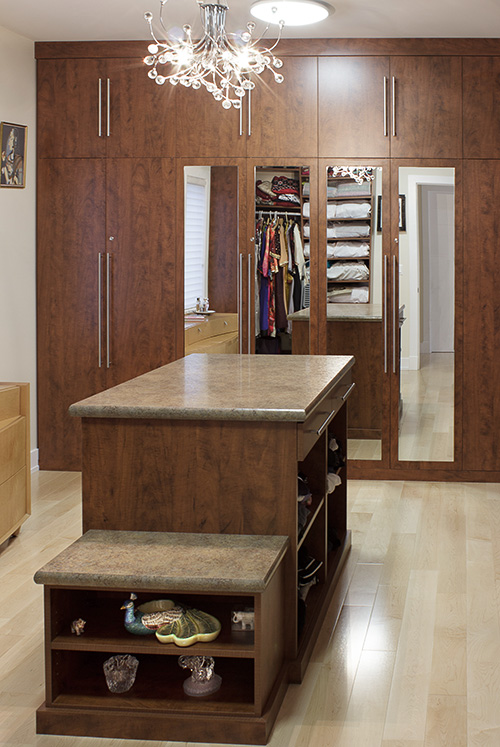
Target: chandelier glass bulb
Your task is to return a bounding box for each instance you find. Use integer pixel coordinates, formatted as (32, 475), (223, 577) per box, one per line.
(144, 0), (285, 110)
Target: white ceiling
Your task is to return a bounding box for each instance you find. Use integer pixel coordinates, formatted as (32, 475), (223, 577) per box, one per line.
(0, 0), (499, 42)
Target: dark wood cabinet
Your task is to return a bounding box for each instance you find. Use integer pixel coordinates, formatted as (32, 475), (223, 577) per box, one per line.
(246, 57), (318, 158)
(37, 59), (106, 158)
(463, 57), (500, 158)
(37, 158), (177, 470)
(389, 56), (462, 158)
(37, 159), (107, 470)
(174, 86), (247, 158)
(104, 158), (177, 387)
(318, 56), (391, 158)
(37, 58), (176, 159)
(463, 160), (500, 470)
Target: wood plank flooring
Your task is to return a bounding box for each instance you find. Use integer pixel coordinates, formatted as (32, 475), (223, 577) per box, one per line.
(1, 472), (500, 746)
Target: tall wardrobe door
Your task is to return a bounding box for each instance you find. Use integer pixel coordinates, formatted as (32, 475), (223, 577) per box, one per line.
(463, 160), (500, 471)
(37, 159), (107, 470)
(104, 158), (177, 387)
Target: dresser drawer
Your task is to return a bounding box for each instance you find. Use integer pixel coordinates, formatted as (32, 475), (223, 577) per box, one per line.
(0, 468), (27, 542)
(0, 416), (26, 485)
(297, 374), (355, 460)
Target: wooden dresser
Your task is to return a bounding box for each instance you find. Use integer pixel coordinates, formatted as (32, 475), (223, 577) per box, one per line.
(0, 382), (31, 546)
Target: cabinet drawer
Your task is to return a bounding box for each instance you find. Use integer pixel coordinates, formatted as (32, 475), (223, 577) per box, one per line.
(0, 467), (27, 542)
(0, 416), (26, 484)
(298, 375), (354, 460)
(185, 314), (238, 346)
(0, 385), (20, 421)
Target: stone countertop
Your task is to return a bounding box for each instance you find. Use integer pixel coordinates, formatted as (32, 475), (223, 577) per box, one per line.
(69, 353), (354, 421)
(289, 303), (383, 322)
(34, 530), (290, 594)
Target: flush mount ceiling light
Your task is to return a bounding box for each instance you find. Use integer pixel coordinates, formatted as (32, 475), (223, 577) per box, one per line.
(250, 0), (334, 27)
(144, 0), (285, 110)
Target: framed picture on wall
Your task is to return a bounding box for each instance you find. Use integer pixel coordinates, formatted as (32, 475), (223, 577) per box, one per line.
(1, 122), (27, 188)
(399, 194), (406, 231)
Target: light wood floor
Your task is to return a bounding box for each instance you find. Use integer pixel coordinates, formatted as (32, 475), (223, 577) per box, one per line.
(1, 472), (500, 746)
(348, 352), (454, 463)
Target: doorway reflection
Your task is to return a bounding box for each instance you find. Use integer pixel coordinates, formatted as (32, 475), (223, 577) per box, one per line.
(397, 168), (455, 462)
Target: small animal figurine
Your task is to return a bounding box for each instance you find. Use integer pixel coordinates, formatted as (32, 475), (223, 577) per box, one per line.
(70, 618), (86, 636)
(121, 593), (180, 636)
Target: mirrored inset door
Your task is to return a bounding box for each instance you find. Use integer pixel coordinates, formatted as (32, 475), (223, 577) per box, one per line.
(250, 161), (316, 355)
(319, 160), (392, 469)
(180, 159), (246, 360)
(395, 164), (459, 466)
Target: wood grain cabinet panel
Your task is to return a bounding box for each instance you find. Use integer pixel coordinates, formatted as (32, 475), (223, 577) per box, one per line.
(246, 56), (318, 158)
(37, 58), (176, 159)
(37, 159), (107, 470)
(389, 56), (462, 158)
(318, 56), (390, 158)
(462, 160), (500, 471)
(37, 59), (106, 158)
(104, 158), (177, 388)
(37, 158), (178, 470)
(463, 57), (500, 158)
(106, 59), (176, 157)
(174, 86), (247, 158)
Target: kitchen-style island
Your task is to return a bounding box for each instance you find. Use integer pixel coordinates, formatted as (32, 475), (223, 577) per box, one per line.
(49, 354), (355, 743)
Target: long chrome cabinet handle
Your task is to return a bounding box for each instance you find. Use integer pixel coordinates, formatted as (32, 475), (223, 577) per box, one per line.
(98, 253), (102, 367)
(316, 383), (356, 436)
(239, 253), (243, 354)
(384, 254), (388, 373)
(239, 98), (243, 136)
(248, 88), (252, 137)
(392, 76), (396, 137)
(106, 78), (111, 137)
(98, 79), (102, 137)
(106, 252), (111, 367)
(248, 252), (252, 353)
(383, 76), (388, 137)
(393, 255), (397, 374)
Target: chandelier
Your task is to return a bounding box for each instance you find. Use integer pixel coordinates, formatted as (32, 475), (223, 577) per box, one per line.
(144, 0), (285, 110)
(328, 166), (376, 184)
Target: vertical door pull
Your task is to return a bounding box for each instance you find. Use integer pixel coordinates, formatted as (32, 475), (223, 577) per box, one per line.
(392, 255), (397, 374)
(239, 253), (243, 354)
(98, 79), (102, 137)
(98, 253), (103, 367)
(106, 78), (111, 137)
(248, 88), (252, 137)
(106, 252), (111, 368)
(383, 254), (388, 373)
(392, 76), (396, 137)
(239, 98), (243, 136)
(248, 252), (252, 354)
(383, 76), (388, 137)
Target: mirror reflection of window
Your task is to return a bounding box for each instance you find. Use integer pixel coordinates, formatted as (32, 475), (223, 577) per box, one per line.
(184, 169), (210, 312)
(398, 167), (455, 462)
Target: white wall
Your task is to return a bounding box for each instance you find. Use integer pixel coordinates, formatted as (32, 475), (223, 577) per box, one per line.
(0, 26), (37, 466)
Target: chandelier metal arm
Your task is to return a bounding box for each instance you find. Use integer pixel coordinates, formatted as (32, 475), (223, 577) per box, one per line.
(144, 0), (285, 109)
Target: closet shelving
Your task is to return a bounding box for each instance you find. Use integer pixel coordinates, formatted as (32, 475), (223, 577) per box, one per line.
(326, 171), (374, 304)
